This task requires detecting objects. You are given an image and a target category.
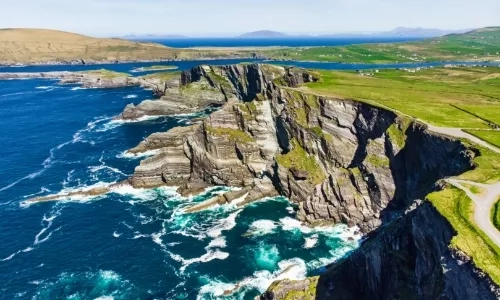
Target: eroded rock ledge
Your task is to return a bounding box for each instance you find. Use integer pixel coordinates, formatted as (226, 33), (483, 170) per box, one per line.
(25, 63), (498, 298)
(121, 63), (499, 299)
(0, 70), (164, 89)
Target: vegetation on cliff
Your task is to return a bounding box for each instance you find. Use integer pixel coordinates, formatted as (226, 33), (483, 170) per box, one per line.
(206, 125), (256, 144)
(276, 139), (326, 185)
(81, 69), (131, 78)
(492, 199), (500, 231)
(427, 187), (500, 284)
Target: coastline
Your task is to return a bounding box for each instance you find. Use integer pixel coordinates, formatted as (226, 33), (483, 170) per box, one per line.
(0, 55), (266, 68)
(2, 56), (498, 69)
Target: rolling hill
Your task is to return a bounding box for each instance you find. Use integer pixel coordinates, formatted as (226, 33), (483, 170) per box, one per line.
(0, 28), (246, 65)
(264, 26), (500, 63)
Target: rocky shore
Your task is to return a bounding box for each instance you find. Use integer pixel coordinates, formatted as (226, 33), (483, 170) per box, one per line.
(0, 70), (170, 90)
(26, 63), (500, 299)
(0, 54), (266, 67)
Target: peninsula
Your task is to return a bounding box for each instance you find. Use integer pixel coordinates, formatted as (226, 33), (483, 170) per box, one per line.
(2, 27), (500, 66)
(24, 62), (500, 299)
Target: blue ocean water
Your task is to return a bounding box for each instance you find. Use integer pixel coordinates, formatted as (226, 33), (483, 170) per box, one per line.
(130, 37), (424, 48)
(2, 56), (497, 299)
(0, 60), (362, 300)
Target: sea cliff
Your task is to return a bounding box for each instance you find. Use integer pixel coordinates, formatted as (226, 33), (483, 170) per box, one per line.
(121, 63), (499, 299)
(26, 63), (500, 298)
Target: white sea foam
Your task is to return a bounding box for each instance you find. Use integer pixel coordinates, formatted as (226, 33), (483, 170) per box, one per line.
(88, 163), (128, 177)
(123, 94), (138, 99)
(116, 149), (160, 159)
(169, 249), (230, 273)
(246, 219), (278, 236)
(24, 187), (52, 199)
(35, 86), (56, 90)
(0, 246), (34, 262)
(197, 258), (307, 299)
(206, 210), (242, 238)
(205, 236), (227, 249)
(113, 232), (122, 238)
(111, 185), (179, 203)
(303, 234), (319, 249)
(279, 216), (312, 233)
(1, 169), (46, 193)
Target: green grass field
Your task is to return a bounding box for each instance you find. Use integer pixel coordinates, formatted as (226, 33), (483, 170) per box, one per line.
(82, 69), (130, 78)
(264, 27), (500, 63)
(427, 187), (500, 285)
(301, 66), (500, 129)
(464, 130), (500, 148)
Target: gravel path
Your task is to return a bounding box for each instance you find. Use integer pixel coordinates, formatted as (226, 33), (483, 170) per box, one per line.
(446, 179), (500, 245)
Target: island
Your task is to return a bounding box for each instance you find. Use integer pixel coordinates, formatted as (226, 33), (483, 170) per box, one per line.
(131, 65), (179, 72)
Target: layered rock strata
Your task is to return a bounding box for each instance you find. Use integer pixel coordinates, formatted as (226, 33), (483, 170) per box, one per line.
(126, 64), (474, 233)
(26, 63), (498, 298)
(262, 201), (500, 300)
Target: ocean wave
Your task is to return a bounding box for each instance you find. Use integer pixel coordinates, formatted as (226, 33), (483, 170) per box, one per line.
(35, 86), (56, 90)
(254, 243), (280, 270)
(245, 219), (278, 237)
(116, 149), (160, 160)
(205, 236), (227, 249)
(168, 249), (230, 273)
(113, 231), (122, 238)
(88, 163), (128, 178)
(112, 185), (179, 204)
(20, 181), (115, 207)
(32, 270), (136, 299)
(70, 86), (97, 91)
(0, 168), (47, 193)
(2, 205), (63, 261)
(303, 234), (319, 249)
(123, 94), (138, 99)
(1, 246), (34, 262)
(206, 210), (242, 238)
(197, 258), (307, 299)
(4, 116), (113, 194)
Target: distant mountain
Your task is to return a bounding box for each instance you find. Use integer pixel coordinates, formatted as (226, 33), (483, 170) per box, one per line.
(383, 27), (470, 37)
(320, 27), (471, 38)
(237, 30), (289, 38)
(123, 34), (188, 40)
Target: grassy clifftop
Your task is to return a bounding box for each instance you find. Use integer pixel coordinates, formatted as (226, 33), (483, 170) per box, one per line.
(0, 28), (251, 64)
(301, 66), (500, 129)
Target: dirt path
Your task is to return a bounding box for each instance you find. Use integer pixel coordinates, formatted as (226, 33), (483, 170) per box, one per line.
(426, 125), (500, 154)
(446, 179), (500, 245)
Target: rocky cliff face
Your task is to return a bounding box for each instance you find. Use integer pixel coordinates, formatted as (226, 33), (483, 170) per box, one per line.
(262, 201), (500, 300)
(121, 63), (498, 299)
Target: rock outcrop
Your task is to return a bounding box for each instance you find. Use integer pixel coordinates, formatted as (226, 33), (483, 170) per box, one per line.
(262, 201), (500, 300)
(126, 64), (474, 234)
(117, 64), (311, 119)
(25, 63), (498, 299)
(0, 71), (138, 88)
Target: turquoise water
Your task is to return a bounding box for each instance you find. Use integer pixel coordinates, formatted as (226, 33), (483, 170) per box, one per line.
(0, 61), (361, 299)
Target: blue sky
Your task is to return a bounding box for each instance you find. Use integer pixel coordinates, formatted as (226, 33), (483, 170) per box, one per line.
(1, 0), (499, 36)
